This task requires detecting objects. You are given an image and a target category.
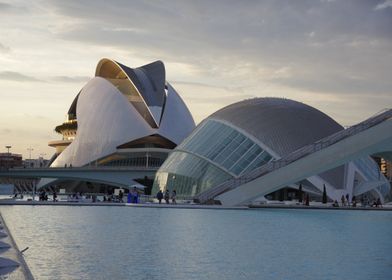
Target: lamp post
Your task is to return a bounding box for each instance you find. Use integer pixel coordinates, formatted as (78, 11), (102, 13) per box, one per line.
(27, 146), (34, 160)
(146, 152), (149, 168)
(5, 145), (11, 169)
(39, 153), (46, 168)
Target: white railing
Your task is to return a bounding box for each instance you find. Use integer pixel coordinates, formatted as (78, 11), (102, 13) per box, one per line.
(197, 108), (392, 203)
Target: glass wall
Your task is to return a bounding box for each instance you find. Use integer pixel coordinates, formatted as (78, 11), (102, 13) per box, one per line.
(152, 119), (275, 197)
(153, 151), (232, 197)
(179, 120), (273, 176)
(98, 152), (168, 168)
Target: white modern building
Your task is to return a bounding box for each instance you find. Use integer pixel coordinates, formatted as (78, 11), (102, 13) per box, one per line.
(40, 59), (195, 192)
(153, 98), (391, 205)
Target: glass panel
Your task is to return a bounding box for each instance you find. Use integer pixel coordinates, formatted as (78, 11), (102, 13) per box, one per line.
(152, 151), (232, 197)
(178, 119), (276, 176)
(153, 119), (277, 197)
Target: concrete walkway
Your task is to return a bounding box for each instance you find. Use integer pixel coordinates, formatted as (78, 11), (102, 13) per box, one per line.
(249, 204), (392, 211)
(0, 199), (391, 211)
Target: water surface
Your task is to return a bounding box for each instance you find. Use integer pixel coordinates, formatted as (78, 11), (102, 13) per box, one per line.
(1, 206), (392, 280)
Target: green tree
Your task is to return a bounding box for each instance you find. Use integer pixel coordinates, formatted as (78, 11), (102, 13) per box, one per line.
(322, 184), (327, 204)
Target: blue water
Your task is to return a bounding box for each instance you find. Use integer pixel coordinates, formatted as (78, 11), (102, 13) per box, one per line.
(1, 206), (392, 280)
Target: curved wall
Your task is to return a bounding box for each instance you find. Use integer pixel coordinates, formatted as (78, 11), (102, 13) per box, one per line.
(51, 77), (195, 167)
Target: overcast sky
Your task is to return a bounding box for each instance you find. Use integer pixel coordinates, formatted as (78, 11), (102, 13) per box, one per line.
(0, 0), (391, 158)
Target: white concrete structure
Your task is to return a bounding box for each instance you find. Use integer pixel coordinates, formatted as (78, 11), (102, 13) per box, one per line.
(52, 59), (194, 167)
(39, 59), (195, 190)
(216, 111), (392, 206)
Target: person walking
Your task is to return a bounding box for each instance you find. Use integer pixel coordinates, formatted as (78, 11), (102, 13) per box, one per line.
(305, 194), (310, 206)
(351, 195), (357, 207)
(156, 190), (163, 204)
(131, 187), (138, 204)
(171, 190), (177, 204)
(164, 190), (170, 204)
(376, 198), (382, 208)
(119, 190), (124, 203)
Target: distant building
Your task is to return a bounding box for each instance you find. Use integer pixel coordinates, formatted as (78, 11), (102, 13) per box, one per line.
(23, 157), (49, 168)
(375, 157), (392, 182)
(0, 153), (22, 169)
(0, 153), (40, 193)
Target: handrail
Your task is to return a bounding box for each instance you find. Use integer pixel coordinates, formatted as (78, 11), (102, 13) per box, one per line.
(196, 108), (392, 203)
(9, 166), (159, 171)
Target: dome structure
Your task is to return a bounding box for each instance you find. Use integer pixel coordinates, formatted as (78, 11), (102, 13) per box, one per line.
(210, 98), (343, 157)
(153, 97), (390, 203)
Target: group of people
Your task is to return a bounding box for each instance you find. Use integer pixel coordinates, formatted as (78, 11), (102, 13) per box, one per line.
(124, 187), (139, 204)
(156, 189), (176, 204)
(331, 194), (383, 208)
(13, 192), (24, 199)
(361, 196), (383, 208)
(332, 194), (357, 207)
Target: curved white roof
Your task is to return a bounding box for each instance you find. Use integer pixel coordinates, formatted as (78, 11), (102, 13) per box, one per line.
(51, 60), (195, 168)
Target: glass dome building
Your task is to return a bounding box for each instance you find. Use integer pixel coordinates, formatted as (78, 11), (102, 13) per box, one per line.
(153, 98), (390, 203)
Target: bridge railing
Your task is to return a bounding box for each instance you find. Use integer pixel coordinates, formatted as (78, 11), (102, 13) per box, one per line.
(9, 166), (159, 171)
(196, 108), (392, 203)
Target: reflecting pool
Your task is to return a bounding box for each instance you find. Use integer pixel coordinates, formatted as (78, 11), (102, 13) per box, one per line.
(1, 206), (392, 280)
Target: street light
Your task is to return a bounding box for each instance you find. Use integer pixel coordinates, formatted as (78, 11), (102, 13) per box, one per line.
(27, 146), (34, 160)
(39, 153), (46, 168)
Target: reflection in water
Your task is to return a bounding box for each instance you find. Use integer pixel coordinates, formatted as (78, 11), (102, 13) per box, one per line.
(1, 206), (392, 280)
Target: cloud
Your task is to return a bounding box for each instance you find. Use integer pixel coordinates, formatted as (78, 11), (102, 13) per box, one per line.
(0, 42), (10, 52)
(375, 0), (392, 10)
(0, 128), (12, 135)
(0, 72), (90, 84)
(0, 71), (41, 82)
(101, 26), (146, 33)
(0, 2), (28, 14)
(1, 0), (391, 136)
(171, 80), (249, 93)
(51, 76), (91, 83)
(42, 0), (392, 97)
(0, 2), (13, 10)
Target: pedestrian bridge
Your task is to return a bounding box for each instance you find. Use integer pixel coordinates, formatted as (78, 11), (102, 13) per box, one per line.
(196, 109), (392, 206)
(0, 167), (158, 189)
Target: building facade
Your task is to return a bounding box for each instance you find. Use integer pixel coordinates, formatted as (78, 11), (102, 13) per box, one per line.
(0, 153), (22, 169)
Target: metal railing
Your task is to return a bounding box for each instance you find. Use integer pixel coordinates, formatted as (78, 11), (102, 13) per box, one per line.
(9, 166), (159, 171)
(196, 108), (392, 203)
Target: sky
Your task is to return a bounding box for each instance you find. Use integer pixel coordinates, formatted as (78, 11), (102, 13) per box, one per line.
(0, 0), (391, 159)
